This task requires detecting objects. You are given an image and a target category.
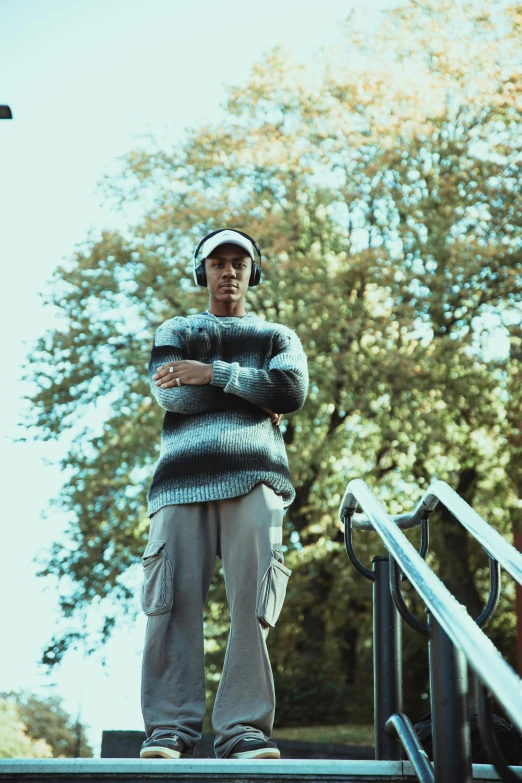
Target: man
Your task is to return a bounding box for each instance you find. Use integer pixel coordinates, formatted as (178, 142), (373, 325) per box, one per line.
(139, 229), (309, 761)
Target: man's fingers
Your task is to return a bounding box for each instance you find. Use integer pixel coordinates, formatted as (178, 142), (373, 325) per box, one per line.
(261, 406), (283, 424)
(158, 379), (179, 388)
(153, 363), (180, 380)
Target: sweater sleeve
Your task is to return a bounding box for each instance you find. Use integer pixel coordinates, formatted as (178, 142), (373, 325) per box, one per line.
(149, 317), (238, 415)
(209, 327), (309, 414)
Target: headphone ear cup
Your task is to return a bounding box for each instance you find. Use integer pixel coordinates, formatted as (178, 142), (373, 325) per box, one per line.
(195, 264), (207, 287)
(249, 263), (261, 286)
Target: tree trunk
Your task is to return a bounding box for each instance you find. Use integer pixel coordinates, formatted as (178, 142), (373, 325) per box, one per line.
(433, 467), (483, 619)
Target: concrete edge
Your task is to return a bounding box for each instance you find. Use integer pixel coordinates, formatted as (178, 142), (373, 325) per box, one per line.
(0, 758), (403, 776)
(0, 757), (519, 780)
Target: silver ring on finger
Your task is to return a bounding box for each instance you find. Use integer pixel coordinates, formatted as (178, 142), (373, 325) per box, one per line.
(175, 377), (181, 386)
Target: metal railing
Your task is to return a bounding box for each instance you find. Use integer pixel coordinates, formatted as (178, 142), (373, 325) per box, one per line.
(338, 478), (522, 783)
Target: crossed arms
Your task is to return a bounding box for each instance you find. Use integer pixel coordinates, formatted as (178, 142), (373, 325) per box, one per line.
(148, 317), (309, 416)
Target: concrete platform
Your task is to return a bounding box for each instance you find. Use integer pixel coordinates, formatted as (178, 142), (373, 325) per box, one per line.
(100, 730), (375, 760)
(0, 758), (519, 782)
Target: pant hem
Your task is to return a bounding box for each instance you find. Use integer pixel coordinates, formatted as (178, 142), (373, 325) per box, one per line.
(149, 728), (196, 749)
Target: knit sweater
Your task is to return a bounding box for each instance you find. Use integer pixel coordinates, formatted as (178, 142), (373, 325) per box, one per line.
(146, 310), (309, 517)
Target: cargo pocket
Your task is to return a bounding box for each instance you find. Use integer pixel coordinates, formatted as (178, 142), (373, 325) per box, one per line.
(140, 539), (173, 616)
(256, 550), (292, 628)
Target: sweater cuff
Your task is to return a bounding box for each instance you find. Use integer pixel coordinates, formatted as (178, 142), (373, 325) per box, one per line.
(210, 360), (234, 389)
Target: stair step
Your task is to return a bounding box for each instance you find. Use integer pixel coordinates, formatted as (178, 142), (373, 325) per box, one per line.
(0, 758), (517, 782)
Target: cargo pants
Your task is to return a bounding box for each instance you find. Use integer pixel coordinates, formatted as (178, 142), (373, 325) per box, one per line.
(140, 481), (292, 759)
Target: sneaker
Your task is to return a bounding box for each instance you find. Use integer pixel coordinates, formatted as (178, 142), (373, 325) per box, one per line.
(230, 737), (280, 759)
(140, 733), (194, 759)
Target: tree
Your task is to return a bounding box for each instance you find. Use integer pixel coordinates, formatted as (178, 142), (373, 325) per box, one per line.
(0, 698), (53, 759)
(0, 691), (93, 758)
(22, 0), (522, 723)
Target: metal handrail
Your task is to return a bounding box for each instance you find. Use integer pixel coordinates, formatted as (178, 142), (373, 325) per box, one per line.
(342, 479), (522, 587)
(338, 478), (522, 737)
(341, 487), (439, 531)
(385, 713), (435, 782)
(425, 481), (522, 585)
(351, 511), (422, 530)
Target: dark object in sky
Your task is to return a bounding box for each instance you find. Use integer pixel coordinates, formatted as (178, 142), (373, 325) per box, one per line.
(0, 105), (13, 119)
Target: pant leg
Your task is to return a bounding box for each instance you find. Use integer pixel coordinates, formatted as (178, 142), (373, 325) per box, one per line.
(212, 482), (288, 759)
(140, 500), (218, 748)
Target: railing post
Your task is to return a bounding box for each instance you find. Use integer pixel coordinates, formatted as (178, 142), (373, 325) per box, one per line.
(428, 612), (472, 783)
(372, 555), (403, 760)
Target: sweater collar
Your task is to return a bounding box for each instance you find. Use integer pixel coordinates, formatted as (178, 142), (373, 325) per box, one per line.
(200, 310), (256, 322)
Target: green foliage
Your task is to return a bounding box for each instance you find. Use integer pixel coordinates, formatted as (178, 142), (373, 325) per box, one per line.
(21, 0), (522, 724)
(0, 699), (53, 759)
(272, 721), (374, 746)
(0, 691), (93, 758)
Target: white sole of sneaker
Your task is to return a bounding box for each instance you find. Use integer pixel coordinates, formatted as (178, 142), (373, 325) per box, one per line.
(231, 749), (280, 759)
(140, 747), (183, 759)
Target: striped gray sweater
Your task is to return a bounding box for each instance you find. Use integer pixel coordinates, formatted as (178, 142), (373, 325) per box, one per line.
(146, 310), (309, 517)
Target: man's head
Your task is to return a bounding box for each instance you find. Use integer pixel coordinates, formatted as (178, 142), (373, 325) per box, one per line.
(203, 242), (253, 312)
(198, 229), (257, 315)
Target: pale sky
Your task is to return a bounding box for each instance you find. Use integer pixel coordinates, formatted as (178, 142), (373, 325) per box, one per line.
(0, 0), (420, 758)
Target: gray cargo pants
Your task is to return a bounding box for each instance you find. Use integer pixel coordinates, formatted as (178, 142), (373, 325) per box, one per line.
(140, 481), (292, 759)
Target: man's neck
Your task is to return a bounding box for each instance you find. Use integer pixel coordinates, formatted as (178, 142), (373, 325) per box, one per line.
(206, 308), (247, 317)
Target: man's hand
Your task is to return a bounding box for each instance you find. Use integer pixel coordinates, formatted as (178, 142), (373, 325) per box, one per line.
(153, 362), (283, 425)
(153, 360), (213, 387)
(261, 406), (283, 426)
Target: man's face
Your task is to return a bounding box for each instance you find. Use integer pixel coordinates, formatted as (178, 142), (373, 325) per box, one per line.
(204, 243), (252, 300)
